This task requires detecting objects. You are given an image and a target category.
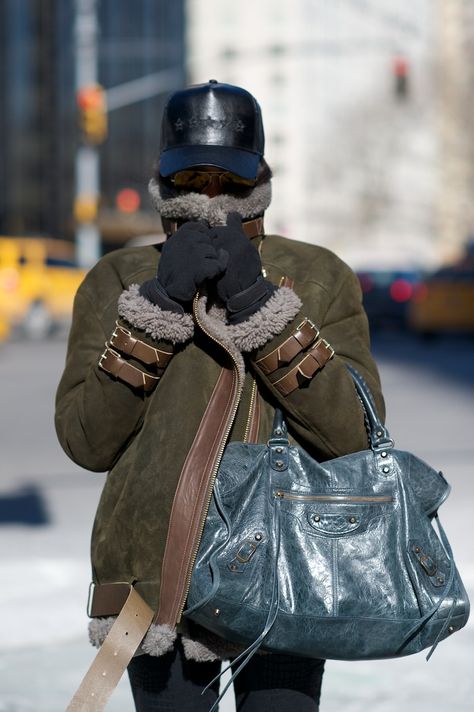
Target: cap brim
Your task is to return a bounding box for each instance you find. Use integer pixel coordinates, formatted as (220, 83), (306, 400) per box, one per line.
(159, 146), (261, 180)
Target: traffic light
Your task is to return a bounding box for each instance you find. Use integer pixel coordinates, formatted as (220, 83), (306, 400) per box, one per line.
(393, 56), (410, 101)
(77, 84), (108, 144)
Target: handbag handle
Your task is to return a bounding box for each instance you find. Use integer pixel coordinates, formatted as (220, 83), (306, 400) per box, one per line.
(345, 364), (393, 450)
(270, 364), (393, 452)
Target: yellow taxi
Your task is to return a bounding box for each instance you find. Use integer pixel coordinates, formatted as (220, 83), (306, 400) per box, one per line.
(0, 237), (87, 338)
(408, 247), (474, 335)
(0, 314), (10, 343)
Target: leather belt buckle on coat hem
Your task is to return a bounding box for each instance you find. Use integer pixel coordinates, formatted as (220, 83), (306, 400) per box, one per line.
(87, 581), (134, 618)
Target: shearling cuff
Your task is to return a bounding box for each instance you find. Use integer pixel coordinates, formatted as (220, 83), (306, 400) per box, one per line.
(179, 619), (248, 662)
(88, 617), (176, 657)
(118, 284), (194, 344)
(226, 287), (302, 352)
(88, 616), (244, 662)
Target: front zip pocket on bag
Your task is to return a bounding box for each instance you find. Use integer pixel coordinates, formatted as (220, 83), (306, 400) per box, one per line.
(274, 490), (395, 537)
(274, 491), (394, 503)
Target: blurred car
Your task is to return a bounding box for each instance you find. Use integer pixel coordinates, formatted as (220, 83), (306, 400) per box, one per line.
(0, 237), (87, 338)
(0, 314), (11, 343)
(356, 269), (424, 331)
(408, 255), (474, 336)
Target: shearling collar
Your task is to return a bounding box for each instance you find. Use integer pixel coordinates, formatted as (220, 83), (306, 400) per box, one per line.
(148, 177), (272, 227)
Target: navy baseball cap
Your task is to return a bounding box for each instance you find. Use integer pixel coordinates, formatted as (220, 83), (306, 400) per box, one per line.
(159, 80), (265, 180)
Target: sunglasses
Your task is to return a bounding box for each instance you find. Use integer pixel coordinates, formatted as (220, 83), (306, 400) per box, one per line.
(170, 170), (257, 191)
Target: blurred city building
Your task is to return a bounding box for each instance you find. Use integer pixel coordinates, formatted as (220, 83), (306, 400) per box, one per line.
(0, 0), (185, 253)
(1, 0), (473, 272)
(187, 0), (474, 269)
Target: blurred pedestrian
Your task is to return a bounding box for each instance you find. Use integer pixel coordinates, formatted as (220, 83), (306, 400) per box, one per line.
(56, 80), (384, 712)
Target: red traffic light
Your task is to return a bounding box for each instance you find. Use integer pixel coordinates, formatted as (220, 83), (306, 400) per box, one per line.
(77, 84), (107, 144)
(393, 56), (409, 78)
(116, 189), (141, 213)
(77, 85), (106, 110)
(392, 56), (410, 100)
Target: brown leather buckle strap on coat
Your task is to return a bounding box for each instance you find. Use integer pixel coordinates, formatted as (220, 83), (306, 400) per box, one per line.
(242, 216), (264, 239)
(66, 586), (154, 712)
(279, 275), (295, 289)
(273, 338), (335, 396)
(110, 322), (173, 367)
(98, 344), (160, 392)
(255, 318), (320, 375)
(162, 216), (264, 239)
(87, 582), (132, 618)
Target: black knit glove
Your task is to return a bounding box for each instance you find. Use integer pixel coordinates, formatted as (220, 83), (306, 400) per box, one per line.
(211, 212), (275, 323)
(139, 221), (228, 312)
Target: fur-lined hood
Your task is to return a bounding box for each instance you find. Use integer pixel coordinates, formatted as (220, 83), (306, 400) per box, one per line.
(148, 177), (272, 226)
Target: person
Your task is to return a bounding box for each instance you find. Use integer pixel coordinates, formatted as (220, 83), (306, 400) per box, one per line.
(55, 80), (385, 712)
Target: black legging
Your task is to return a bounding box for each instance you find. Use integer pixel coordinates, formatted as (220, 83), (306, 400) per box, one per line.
(127, 640), (325, 712)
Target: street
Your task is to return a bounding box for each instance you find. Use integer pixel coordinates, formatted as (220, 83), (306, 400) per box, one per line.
(0, 333), (473, 712)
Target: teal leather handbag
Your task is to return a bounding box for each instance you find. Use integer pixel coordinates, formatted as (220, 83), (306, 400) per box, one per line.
(184, 366), (469, 697)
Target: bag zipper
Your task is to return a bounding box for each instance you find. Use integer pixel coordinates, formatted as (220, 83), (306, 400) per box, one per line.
(176, 293), (243, 623)
(274, 491), (394, 503)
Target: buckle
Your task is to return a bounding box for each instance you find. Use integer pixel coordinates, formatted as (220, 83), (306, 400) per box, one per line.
(87, 582), (96, 618)
(99, 342), (121, 371)
(98, 342), (109, 369)
(236, 542), (257, 563)
(373, 437), (395, 452)
(106, 342), (121, 359)
(112, 321), (131, 340)
(297, 317), (319, 335)
(320, 338), (335, 359)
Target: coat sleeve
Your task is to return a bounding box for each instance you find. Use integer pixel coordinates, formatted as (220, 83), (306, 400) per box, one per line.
(55, 255), (193, 473)
(55, 287), (148, 472)
(229, 268), (385, 459)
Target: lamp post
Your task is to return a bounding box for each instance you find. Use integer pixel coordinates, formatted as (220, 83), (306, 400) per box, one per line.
(74, 0), (101, 269)
(74, 1), (183, 268)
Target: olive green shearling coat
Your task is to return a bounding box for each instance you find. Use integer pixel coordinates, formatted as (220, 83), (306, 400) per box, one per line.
(55, 232), (384, 655)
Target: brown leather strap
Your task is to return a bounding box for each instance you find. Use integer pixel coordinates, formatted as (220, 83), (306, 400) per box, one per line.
(110, 322), (173, 367)
(161, 218), (179, 237)
(242, 216), (264, 239)
(66, 587), (154, 712)
(98, 344), (160, 392)
(273, 339), (335, 397)
(87, 582), (132, 618)
(161, 216), (264, 239)
(255, 318), (319, 375)
(279, 275), (295, 289)
(88, 582), (161, 617)
(156, 365), (239, 625)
